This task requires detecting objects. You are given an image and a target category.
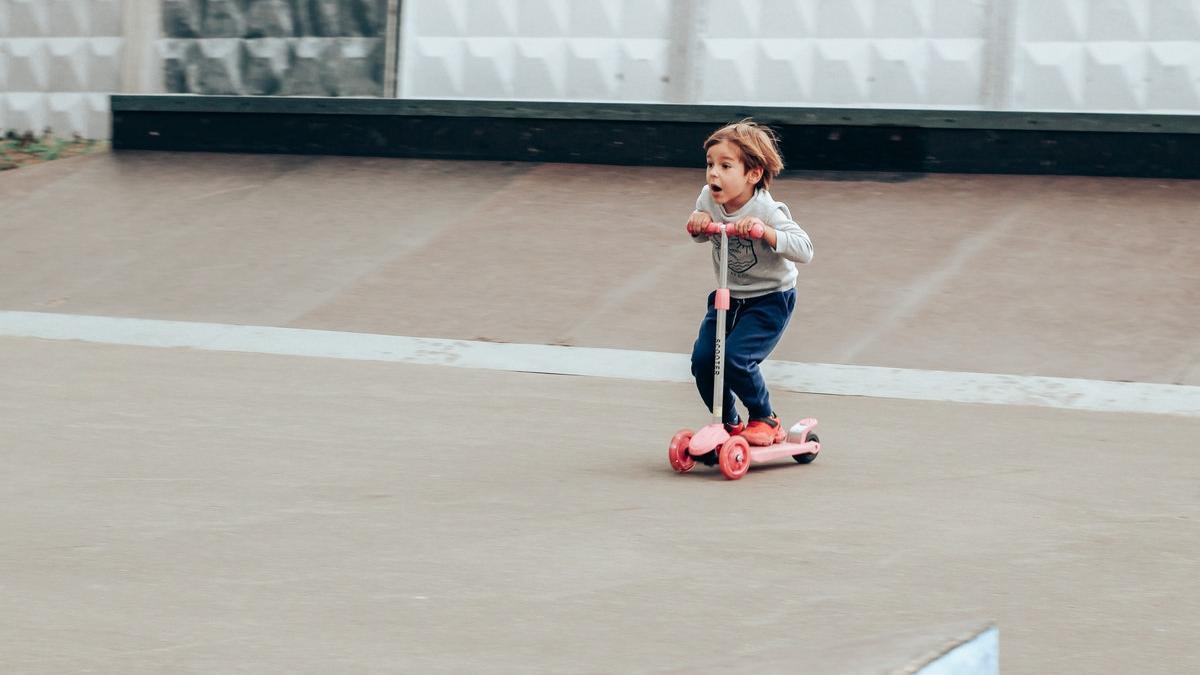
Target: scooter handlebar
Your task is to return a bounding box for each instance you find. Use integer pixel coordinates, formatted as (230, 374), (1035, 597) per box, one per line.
(695, 222), (765, 239)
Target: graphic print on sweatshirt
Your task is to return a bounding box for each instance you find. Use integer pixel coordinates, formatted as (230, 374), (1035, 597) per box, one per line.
(713, 236), (757, 275)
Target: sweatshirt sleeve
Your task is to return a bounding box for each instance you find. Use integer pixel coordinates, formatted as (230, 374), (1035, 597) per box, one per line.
(767, 204), (814, 264)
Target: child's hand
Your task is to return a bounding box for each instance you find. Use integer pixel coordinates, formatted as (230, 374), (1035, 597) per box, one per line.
(687, 211), (713, 236)
(732, 217), (767, 239)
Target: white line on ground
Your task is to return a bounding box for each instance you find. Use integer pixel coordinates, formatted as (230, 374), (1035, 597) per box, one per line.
(2, 311), (1197, 418)
(911, 625), (999, 675)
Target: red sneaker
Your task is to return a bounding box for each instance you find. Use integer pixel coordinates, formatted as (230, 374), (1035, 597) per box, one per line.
(742, 415), (786, 446)
(724, 420), (745, 435)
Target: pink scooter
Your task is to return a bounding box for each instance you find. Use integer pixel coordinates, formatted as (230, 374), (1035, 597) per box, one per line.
(669, 221), (821, 480)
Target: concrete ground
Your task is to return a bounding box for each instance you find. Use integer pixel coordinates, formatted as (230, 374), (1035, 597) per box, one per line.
(2, 151), (1198, 673)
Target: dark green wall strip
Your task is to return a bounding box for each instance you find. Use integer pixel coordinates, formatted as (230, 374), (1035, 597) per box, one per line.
(111, 96), (1200, 178)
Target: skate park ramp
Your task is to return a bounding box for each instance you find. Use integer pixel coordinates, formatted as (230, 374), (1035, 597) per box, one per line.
(2, 150), (1198, 673)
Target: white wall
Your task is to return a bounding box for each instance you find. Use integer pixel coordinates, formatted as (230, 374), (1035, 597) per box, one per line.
(1013, 0), (1200, 111)
(0, 0), (126, 138)
(2, 0), (1198, 139)
(399, 0), (1200, 113)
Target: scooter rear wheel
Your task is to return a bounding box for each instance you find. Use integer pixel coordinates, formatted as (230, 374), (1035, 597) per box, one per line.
(669, 430), (695, 473)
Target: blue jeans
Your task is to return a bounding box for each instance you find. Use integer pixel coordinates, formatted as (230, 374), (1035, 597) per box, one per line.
(691, 288), (796, 424)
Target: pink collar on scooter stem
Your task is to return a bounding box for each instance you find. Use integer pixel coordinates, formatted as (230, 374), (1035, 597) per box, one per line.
(689, 423), (730, 455)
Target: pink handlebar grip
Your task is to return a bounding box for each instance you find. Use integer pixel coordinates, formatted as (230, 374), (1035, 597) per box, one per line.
(693, 222), (765, 239)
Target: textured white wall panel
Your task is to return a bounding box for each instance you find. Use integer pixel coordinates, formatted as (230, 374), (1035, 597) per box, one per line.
(462, 38), (514, 98)
(698, 39), (759, 102)
(4, 91), (46, 133)
(1085, 42), (1145, 110)
(409, 37), (462, 95)
(405, 34), (672, 101)
(47, 92), (86, 137)
(409, 1), (462, 36)
(1020, 0), (1087, 41)
(1146, 42), (1200, 110)
(876, 0), (930, 38)
(1150, 0), (1200, 39)
(1, 0), (124, 137)
(517, 0), (568, 36)
(930, 0), (989, 37)
(46, 38), (89, 91)
(512, 39), (564, 98)
(871, 40), (928, 103)
(88, 37), (123, 91)
(7, 0), (50, 38)
(811, 39), (871, 103)
(817, 0), (874, 37)
(928, 40), (984, 105)
(1012, 0), (1200, 111)
(401, 0), (672, 100)
(467, 2), (518, 36)
(402, 0), (999, 108)
(88, 91), (111, 138)
(1088, 0), (1150, 40)
(1016, 43), (1085, 109)
(756, 40), (814, 102)
(5, 38), (47, 90)
(691, 0), (989, 107)
(564, 39), (620, 99)
(714, 0), (814, 38)
(93, 0), (122, 36)
(616, 39), (670, 100)
(1, 0), (1195, 138)
(47, 0), (89, 37)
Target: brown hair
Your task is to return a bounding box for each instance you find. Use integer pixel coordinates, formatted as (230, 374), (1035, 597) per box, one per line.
(704, 119), (784, 190)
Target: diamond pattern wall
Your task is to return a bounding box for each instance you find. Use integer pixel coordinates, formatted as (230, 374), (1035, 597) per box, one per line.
(401, 0), (1200, 113)
(3, 0), (1198, 139)
(1013, 0), (1200, 111)
(690, 0), (991, 107)
(400, 0), (673, 101)
(158, 0), (388, 97)
(0, 0), (122, 138)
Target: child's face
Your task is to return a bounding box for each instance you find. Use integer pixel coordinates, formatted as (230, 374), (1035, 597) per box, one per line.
(706, 140), (763, 211)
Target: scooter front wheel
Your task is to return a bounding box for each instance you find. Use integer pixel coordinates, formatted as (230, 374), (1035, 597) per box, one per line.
(718, 436), (751, 480)
(668, 430), (695, 473)
(793, 432), (820, 464)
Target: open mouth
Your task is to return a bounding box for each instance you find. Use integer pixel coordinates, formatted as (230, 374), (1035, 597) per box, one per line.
(710, 184), (722, 194)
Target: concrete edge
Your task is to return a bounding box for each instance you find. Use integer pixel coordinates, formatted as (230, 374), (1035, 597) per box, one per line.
(2, 311), (1197, 418)
(902, 625), (1000, 675)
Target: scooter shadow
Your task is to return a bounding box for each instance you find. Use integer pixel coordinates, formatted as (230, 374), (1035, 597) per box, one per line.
(665, 458), (819, 481)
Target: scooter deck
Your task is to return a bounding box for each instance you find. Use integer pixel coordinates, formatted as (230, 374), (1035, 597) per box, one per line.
(748, 439), (819, 464)
(685, 419), (820, 464)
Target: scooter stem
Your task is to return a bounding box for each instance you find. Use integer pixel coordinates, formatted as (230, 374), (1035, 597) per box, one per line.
(693, 222), (762, 426)
(712, 227), (730, 425)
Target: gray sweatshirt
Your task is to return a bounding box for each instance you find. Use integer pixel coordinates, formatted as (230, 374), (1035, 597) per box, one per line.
(693, 186), (814, 298)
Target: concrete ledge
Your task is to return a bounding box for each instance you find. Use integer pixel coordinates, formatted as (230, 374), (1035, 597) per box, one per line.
(111, 95), (1200, 177)
(906, 625), (999, 675)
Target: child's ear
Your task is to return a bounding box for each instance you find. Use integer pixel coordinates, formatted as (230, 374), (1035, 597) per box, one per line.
(747, 166), (764, 185)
